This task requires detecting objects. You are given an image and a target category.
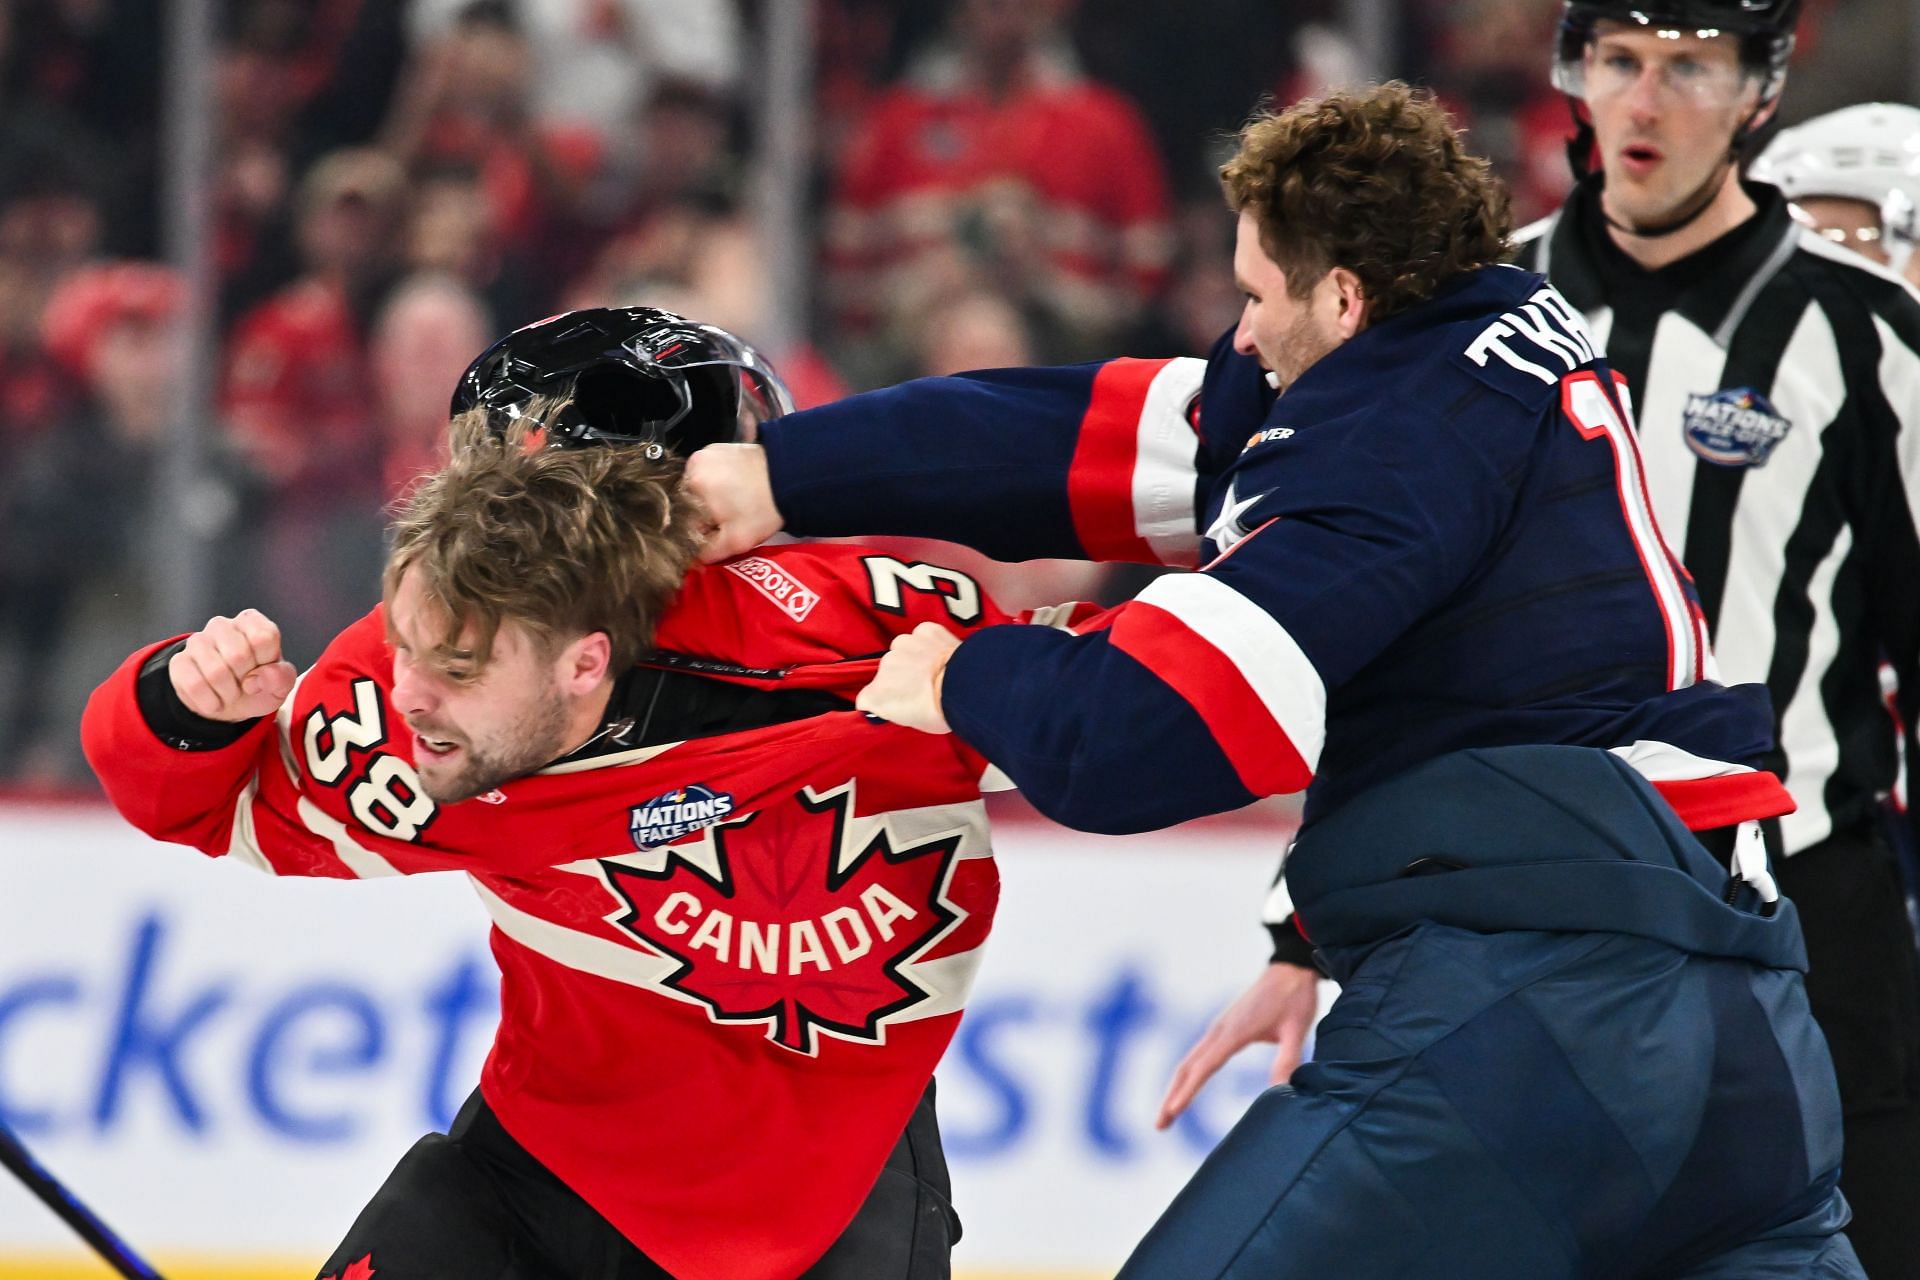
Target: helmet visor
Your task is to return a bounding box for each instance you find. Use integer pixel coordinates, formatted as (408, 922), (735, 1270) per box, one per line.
(1558, 25), (1756, 108)
(621, 322), (798, 442)
(465, 314), (796, 449)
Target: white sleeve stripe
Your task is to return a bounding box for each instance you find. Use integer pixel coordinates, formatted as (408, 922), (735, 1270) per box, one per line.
(473, 877), (689, 989)
(1608, 739), (1756, 781)
(1023, 602), (1084, 631)
(978, 763), (1017, 792)
(294, 795), (402, 878)
(223, 778), (278, 875)
(1133, 358), (1207, 566)
(1135, 572), (1327, 770)
(274, 667), (313, 786)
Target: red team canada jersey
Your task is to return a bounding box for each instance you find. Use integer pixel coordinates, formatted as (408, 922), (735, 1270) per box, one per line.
(85, 544), (1073, 1280)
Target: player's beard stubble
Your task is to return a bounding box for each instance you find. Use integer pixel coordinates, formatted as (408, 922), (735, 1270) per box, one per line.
(410, 682), (574, 803)
(1269, 307), (1342, 395)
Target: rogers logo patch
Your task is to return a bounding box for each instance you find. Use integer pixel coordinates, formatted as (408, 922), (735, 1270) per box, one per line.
(724, 556), (820, 621)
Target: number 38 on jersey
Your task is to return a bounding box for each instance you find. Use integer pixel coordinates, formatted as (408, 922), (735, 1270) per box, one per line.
(302, 679), (439, 841)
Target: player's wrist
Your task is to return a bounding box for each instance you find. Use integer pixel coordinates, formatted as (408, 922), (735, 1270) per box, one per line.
(138, 640), (262, 749)
(929, 637), (958, 732)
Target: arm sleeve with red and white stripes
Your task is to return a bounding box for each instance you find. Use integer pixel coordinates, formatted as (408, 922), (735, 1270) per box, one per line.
(81, 639), (366, 876)
(82, 618), (449, 881)
(760, 357), (1214, 567)
(935, 401), (1515, 835)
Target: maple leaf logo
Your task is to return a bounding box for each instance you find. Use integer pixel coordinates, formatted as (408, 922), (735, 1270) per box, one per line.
(600, 783), (965, 1054)
(320, 1255), (376, 1280)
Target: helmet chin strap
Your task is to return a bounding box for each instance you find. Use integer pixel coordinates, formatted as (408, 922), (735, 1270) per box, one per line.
(1592, 100), (1770, 242)
(1601, 151), (1736, 239)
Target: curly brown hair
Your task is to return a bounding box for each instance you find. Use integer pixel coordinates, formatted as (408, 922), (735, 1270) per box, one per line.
(1220, 81), (1513, 322)
(383, 399), (703, 676)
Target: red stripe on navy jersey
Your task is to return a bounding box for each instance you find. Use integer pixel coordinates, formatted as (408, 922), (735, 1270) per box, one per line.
(1106, 601), (1312, 797)
(1652, 772), (1796, 831)
(1067, 358), (1174, 562)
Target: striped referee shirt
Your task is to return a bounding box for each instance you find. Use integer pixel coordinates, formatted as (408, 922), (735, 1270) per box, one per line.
(1515, 177), (1920, 855)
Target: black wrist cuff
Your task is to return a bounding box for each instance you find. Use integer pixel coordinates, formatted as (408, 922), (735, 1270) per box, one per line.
(1266, 919), (1320, 971)
(136, 640), (262, 750)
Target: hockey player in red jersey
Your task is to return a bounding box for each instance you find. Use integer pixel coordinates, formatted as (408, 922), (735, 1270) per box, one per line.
(82, 310), (1075, 1280)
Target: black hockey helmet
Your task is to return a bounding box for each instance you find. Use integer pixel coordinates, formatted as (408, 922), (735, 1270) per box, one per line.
(1553, 0), (1801, 106)
(451, 307), (795, 455)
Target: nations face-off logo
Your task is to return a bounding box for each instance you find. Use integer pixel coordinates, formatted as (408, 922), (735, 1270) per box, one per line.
(630, 785), (736, 848)
(1683, 387), (1793, 467)
(602, 785), (970, 1055)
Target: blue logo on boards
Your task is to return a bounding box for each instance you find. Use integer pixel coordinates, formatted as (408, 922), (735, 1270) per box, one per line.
(1683, 387), (1793, 467)
(630, 785), (736, 849)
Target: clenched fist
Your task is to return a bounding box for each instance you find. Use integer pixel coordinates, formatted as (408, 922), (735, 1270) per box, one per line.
(169, 608), (299, 723)
(683, 443), (784, 562)
(855, 622), (960, 734)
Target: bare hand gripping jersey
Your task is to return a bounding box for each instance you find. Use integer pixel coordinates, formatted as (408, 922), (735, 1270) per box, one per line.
(83, 544), (1055, 1280)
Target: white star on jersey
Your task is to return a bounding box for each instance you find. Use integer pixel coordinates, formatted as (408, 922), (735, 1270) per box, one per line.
(1205, 480), (1266, 552)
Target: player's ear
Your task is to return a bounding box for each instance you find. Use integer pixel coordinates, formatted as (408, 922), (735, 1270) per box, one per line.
(1329, 266), (1369, 338)
(559, 631), (614, 694)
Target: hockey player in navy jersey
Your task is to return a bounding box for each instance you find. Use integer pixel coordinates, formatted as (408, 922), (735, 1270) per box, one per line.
(687, 84), (1863, 1278)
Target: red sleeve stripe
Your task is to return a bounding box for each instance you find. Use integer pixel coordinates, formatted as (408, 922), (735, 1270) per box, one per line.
(1608, 738), (1798, 830)
(1130, 358), (1207, 565)
(1649, 772), (1796, 831)
(1107, 580), (1320, 797)
(1067, 358), (1204, 567)
(1133, 571), (1327, 771)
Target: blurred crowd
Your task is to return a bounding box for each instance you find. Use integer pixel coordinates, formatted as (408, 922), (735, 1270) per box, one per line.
(0, 0), (1888, 788)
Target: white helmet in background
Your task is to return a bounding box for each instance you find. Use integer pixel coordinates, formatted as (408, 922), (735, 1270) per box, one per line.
(1753, 103), (1920, 277)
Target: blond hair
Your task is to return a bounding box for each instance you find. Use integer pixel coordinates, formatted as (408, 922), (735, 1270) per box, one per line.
(1221, 82), (1513, 322)
(383, 399), (702, 674)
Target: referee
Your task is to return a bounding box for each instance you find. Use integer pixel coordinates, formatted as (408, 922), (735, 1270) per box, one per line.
(1519, 2), (1920, 1274)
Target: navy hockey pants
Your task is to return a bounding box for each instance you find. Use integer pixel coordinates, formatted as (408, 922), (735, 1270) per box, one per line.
(1119, 925), (1864, 1279)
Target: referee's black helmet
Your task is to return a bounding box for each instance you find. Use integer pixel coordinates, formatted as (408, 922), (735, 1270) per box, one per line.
(1553, 0), (1801, 106)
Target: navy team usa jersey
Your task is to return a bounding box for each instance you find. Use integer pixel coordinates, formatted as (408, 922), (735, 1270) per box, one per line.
(764, 265), (1790, 835)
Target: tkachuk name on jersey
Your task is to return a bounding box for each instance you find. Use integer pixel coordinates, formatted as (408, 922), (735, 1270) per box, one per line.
(1244, 426), (1296, 450)
(1683, 388), (1793, 467)
(1462, 283), (1600, 385)
(630, 785), (737, 848)
(723, 556), (821, 621)
(649, 883), (921, 977)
